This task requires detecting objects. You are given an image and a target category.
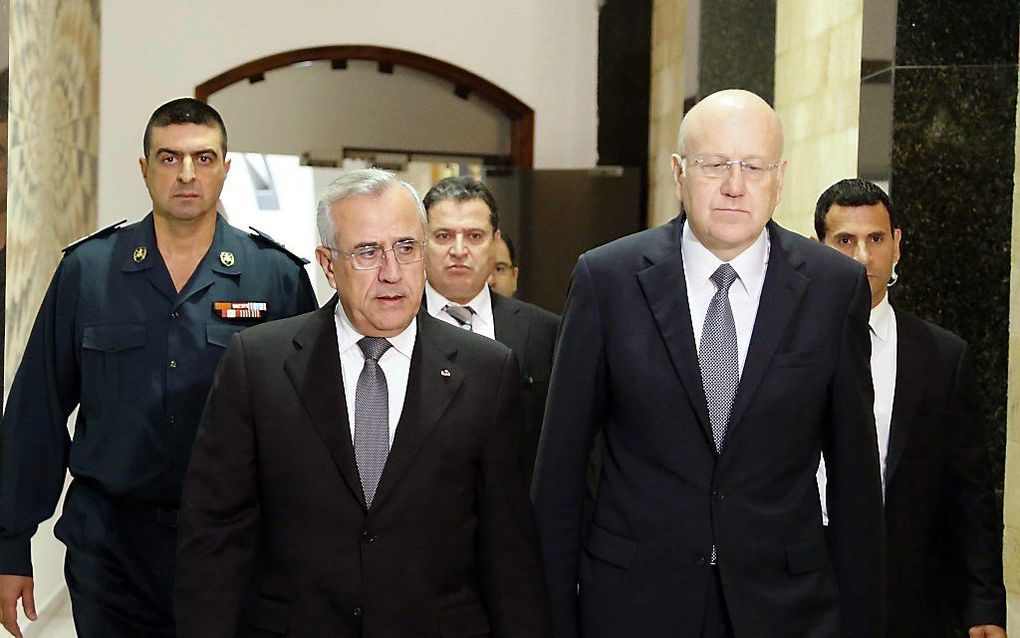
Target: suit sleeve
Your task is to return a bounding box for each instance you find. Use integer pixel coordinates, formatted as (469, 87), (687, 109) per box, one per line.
(531, 256), (606, 638)
(939, 343), (1006, 629)
(478, 349), (554, 638)
(0, 261), (80, 576)
(822, 270), (885, 637)
(175, 333), (260, 637)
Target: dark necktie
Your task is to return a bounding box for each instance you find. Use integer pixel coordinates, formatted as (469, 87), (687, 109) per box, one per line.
(444, 304), (475, 331)
(699, 264), (740, 453)
(355, 336), (391, 507)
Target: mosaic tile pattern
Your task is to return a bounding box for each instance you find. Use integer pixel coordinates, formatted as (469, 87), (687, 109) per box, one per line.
(5, 0), (99, 395)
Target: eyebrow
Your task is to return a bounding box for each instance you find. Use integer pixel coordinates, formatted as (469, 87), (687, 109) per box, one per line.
(432, 226), (487, 233)
(351, 237), (418, 250)
(155, 148), (220, 159)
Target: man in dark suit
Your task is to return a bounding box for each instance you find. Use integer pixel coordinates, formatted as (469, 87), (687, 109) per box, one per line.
(175, 169), (552, 637)
(815, 178), (1006, 638)
(532, 90), (885, 638)
(422, 177), (559, 481)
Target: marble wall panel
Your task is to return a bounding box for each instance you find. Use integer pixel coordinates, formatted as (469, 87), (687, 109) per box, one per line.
(698, 0), (775, 103)
(890, 64), (1018, 501)
(773, 0), (863, 236)
(648, 0), (686, 227)
(1004, 31), (1020, 629)
(6, 0), (99, 396)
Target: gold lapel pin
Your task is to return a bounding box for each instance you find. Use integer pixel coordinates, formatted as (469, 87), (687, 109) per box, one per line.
(220, 251), (236, 267)
(440, 369), (451, 377)
(132, 246), (147, 263)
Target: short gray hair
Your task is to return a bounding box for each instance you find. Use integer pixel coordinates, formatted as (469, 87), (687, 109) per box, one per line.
(316, 168), (427, 249)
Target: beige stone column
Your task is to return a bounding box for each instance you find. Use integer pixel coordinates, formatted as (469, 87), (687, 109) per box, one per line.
(5, 0), (99, 394)
(647, 0), (685, 228)
(1004, 32), (1020, 628)
(5, 0), (99, 615)
(773, 0), (863, 236)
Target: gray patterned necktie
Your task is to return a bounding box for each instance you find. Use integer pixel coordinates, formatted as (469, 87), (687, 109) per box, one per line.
(444, 304), (475, 331)
(355, 336), (392, 507)
(699, 264), (740, 453)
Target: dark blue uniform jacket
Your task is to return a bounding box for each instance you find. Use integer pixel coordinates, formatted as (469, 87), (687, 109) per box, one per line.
(0, 213), (317, 575)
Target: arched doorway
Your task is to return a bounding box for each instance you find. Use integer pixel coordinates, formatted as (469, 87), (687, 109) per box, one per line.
(195, 45), (534, 168)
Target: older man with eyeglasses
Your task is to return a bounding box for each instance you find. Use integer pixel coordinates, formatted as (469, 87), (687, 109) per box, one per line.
(532, 89), (885, 638)
(175, 168), (553, 638)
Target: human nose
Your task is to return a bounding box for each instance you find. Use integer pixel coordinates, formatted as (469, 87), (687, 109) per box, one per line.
(377, 249), (403, 283)
(450, 232), (467, 257)
(720, 162), (746, 196)
(178, 155), (195, 183)
(852, 241), (870, 265)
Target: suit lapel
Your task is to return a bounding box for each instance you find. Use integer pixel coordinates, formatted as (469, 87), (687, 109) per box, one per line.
(492, 292), (530, 357)
(725, 223), (809, 445)
(885, 311), (926, 485)
(284, 298), (365, 508)
(370, 315), (463, 510)
(636, 218), (714, 446)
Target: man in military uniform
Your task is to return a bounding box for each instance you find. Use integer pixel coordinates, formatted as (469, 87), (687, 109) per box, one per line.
(0, 98), (317, 638)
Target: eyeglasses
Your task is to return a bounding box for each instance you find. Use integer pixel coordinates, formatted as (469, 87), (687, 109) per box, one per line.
(334, 239), (427, 270)
(685, 156), (781, 181)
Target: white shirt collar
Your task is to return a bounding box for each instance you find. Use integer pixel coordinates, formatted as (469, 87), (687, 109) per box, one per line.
(424, 281), (493, 317)
(334, 298), (417, 360)
(681, 222), (770, 295)
(869, 294), (894, 342)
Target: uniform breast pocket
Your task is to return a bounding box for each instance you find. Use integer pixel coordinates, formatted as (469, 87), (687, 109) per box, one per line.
(206, 323), (244, 349)
(81, 324), (147, 403)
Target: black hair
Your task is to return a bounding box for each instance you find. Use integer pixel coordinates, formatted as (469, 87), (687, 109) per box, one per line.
(143, 98), (227, 158)
(814, 178), (896, 240)
(422, 176), (499, 231)
(500, 233), (516, 265)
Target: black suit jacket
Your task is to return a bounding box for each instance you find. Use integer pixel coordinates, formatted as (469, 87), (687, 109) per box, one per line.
(490, 292), (559, 482)
(175, 300), (553, 638)
(532, 217), (885, 638)
(884, 309), (1006, 635)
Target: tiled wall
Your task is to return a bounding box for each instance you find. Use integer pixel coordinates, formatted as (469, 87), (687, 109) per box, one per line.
(773, 0), (863, 236)
(647, 0), (686, 227)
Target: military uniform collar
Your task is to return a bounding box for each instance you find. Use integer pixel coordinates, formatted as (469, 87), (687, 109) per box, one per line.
(121, 212), (243, 275)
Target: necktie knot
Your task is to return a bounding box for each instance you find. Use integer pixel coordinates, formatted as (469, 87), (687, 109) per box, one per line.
(358, 336), (391, 362)
(444, 304), (475, 329)
(711, 263), (738, 292)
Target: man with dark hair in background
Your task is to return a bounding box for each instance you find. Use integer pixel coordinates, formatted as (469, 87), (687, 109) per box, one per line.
(815, 177), (1006, 638)
(0, 97), (317, 637)
(422, 176), (558, 482)
(489, 233), (519, 298)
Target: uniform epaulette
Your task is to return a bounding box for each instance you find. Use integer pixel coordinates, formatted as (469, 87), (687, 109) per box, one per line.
(62, 219), (127, 254)
(248, 226), (311, 265)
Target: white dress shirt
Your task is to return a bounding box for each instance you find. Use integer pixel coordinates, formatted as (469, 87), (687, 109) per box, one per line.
(818, 294), (898, 522)
(424, 281), (496, 340)
(682, 221), (770, 372)
(333, 300), (416, 446)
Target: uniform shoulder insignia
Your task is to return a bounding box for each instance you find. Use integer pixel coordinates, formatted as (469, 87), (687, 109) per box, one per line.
(248, 226), (311, 265)
(62, 219), (127, 254)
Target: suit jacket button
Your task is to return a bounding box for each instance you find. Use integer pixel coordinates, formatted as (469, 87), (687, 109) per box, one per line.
(353, 605), (363, 617)
(361, 530), (375, 543)
(712, 489), (725, 502)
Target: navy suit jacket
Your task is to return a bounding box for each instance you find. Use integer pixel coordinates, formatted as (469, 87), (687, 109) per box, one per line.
(532, 217), (885, 638)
